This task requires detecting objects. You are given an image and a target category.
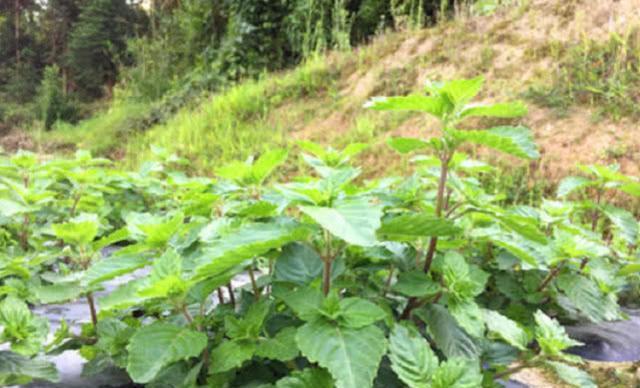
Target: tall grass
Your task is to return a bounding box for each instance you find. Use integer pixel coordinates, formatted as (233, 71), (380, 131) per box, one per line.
(526, 28), (640, 120)
(42, 100), (153, 155)
(124, 57), (334, 174)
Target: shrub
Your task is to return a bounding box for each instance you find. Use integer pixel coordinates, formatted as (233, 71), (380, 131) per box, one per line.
(37, 65), (78, 130)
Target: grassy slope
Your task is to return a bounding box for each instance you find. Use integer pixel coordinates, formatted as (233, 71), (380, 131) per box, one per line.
(26, 0), (640, 185)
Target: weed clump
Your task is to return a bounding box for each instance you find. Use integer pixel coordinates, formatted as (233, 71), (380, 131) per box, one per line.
(526, 29), (640, 120)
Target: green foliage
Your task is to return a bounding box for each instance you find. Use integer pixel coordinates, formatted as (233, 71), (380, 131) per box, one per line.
(388, 324), (438, 387)
(3, 75), (640, 388)
(126, 322), (207, 383)
(67, 0), (145, 98)
(37, 65), (78, 130)
(527, 29), (640, 119)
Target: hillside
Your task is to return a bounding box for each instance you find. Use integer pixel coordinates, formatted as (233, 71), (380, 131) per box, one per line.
(3, 0), (640, 183)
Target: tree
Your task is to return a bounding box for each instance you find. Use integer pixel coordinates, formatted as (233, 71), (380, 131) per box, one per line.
(40, 0), (85, 95)
(67, 0), (146, 98)
(38, 65), (77, 130)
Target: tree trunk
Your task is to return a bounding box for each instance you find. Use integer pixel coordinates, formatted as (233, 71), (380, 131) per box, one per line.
(14, 0), (20, 66)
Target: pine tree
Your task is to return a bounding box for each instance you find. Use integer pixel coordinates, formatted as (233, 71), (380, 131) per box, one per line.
(67, 0), (145, 98)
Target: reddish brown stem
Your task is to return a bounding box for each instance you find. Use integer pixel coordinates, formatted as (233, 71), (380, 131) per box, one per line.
(401, 152), (451, 319)
(422, 152), (450, 273)
(537, 264), (563, 292)
(86, 293), (98, 326)
(216, 288), (225, 305)
(226, 283), (236, 307)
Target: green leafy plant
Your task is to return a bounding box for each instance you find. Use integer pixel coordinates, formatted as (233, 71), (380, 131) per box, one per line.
(1, 76), (639, 387)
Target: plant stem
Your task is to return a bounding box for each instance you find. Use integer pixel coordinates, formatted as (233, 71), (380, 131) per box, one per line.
(248, 266), (260, 301)
(86, 293), (98, 326)
(227, 283), (236, 307)
(591, 193), (601, 232)
(382, 266), (394, 297)
(322, 229), (333, 296)
(537, 263), (563, 292)
(216, 288), (225, 305)
(422, 152), (450, 273)
(70, 193), (81, 217)
(181, 304), (194, 324)
(19, 214), (29, 251)
(322, 259), (332, 296)
(401, 152), (451, 319)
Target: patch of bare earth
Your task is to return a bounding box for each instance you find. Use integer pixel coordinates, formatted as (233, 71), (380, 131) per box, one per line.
(0, 130), (35, 152)
(295, 0), (640, 181)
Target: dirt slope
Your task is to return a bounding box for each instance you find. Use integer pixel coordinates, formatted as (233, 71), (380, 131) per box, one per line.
(291, 0), (640, 181)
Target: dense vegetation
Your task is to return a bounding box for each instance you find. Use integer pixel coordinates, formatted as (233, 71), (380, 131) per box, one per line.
(1, 77), (640, 387)
(0, 0), (468, 132)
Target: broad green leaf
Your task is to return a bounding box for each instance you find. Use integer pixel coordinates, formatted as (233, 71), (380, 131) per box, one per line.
(98, 278), (146, 311)
(228, 200), (277, 218)
(274, 243), (323, 286)
(431, 358), (482, 388)
(52, 214), (100, 246)
(126, 212), (183, 248)
(416, 305), (479, 359)
(338, 298), (386, 329)
(489, 233), (545, 267)
(251, 149), (288, 184)
(364, 95), (446, 118)
(493, 213), (547, 244)
(225, 300), (271, 340)
(137, 249), (187, 300)
(216, 161), (252, 183)
(388, 324), (438, 388)
(95, 318), (135, 358)
(209, 340), (256, 373)
(34, 282), (83, 304)
(392, 271), (441, 298)
(275, 368), (334, 388)
(377, 214), (459, 242)
(85, 254), (149, 286)
(296, 320), (386, 388)
(483, 309), (529, 350)
(387, 137), (430, 154)
(556, 274), (621, 322)
(557, 176), (593, 198)
(439, 251), (487, 302)
(620, 181), (640, 197)
(126, 322), (207, 383)
(438, 76), (484, 106)
(619, 263), (640, 275)
(194, 222), (308, 280)
(449, 126), (539, 159)
(459, 101), (528, 119)
(546, 361), (596, 388)
(0, 297), (49, 356)
(534, 310), (582, 358)
(277, 286), (323, 321)
(448, 300), (484, 338)
(0, 199), (28, 217)
(256, 327), (299, 361)
(0, 351), (59, 384)
(300, 199), (383, 247)
(92, 227), (129, 252)
(602, 206), (638, 245)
